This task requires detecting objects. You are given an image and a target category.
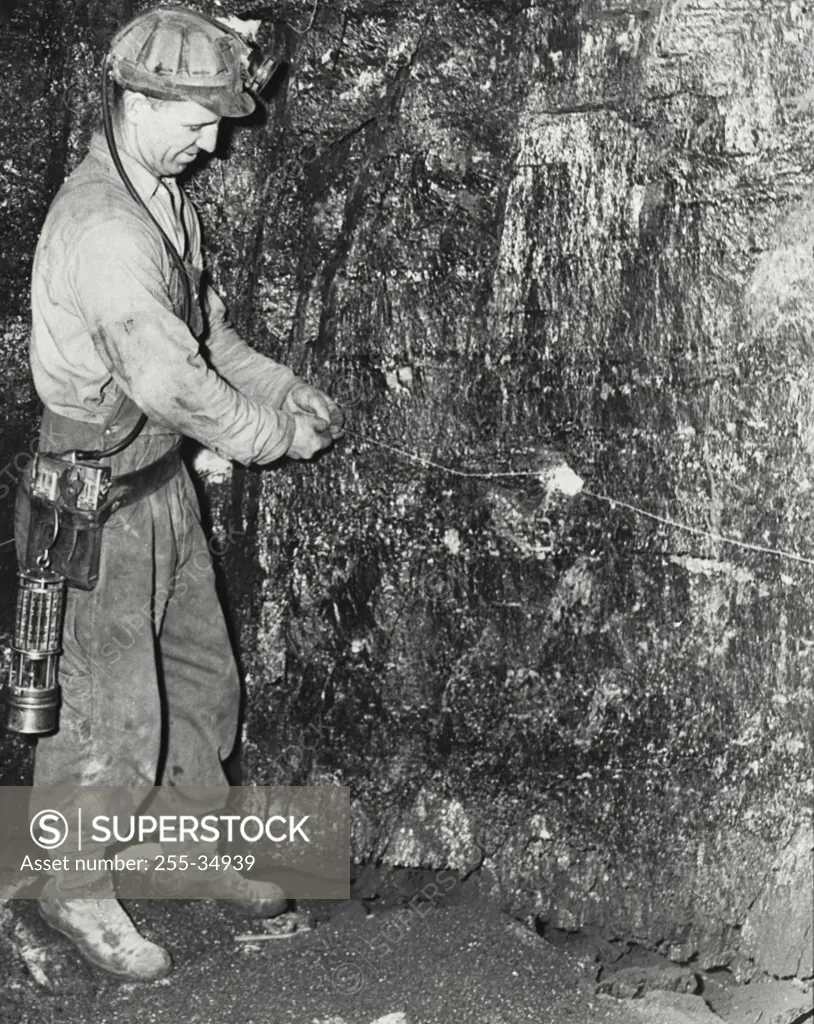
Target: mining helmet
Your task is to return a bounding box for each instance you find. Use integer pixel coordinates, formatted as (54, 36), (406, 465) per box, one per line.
(108, 5), (278, 119)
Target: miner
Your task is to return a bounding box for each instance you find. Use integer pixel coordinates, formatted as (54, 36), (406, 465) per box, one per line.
(15, 6), (342, 980)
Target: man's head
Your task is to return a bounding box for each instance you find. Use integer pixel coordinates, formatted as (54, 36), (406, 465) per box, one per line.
(108, 7), (270, 177)
(108, 7), (265, 175)
(112, 84), (222, 177)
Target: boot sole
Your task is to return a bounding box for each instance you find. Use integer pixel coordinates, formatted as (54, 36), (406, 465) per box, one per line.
(38, 905), (173, 982)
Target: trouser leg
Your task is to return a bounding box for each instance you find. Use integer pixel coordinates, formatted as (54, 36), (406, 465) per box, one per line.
(26, 434), (240, 892)
(156, 479), (240, 788)
(32, 483), (164, 893)
(151, 472), (241, 871)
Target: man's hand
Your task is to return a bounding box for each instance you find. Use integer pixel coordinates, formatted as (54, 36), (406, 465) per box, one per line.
(283, 383), (345, 440)
(286, 412), (333, 460)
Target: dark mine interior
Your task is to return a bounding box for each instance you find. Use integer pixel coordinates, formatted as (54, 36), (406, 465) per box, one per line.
(0, 1), (811, 1022)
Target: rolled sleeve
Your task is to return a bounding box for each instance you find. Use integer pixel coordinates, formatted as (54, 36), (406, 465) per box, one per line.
(68, 219), (295, 465)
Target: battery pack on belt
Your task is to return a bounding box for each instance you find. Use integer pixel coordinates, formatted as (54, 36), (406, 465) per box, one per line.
(19, 444), (183, 590)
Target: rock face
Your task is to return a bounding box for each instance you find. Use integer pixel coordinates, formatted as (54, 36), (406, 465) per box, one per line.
(740, 825), (814, 980)
(1, 0), (813, 982)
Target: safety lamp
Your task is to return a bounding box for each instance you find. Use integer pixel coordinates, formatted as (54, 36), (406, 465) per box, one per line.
(5, 565), (66, 735)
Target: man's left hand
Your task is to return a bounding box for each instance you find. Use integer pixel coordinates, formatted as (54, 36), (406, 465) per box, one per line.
(283, 383), (345, 440)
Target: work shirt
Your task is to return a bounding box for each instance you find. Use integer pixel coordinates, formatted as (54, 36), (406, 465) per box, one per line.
(30, 132), (301, 465)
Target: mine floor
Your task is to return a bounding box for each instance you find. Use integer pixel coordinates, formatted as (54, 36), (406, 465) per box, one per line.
(1, 894), (811, 1024)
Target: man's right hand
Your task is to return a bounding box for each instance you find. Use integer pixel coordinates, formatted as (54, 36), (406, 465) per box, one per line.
(286, 412), (334, 460)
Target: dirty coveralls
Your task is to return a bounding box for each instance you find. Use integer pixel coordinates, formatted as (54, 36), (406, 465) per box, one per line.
(19, 132), (303, 890)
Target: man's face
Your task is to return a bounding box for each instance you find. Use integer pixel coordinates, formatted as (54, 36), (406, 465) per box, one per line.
(128, 96), (221, 177)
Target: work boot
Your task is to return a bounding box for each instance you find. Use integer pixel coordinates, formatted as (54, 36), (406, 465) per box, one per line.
(184, 867), (289, 916)
(115, 844), (289, 916)
(215, 867), (289, 918)
(39, 897), (173, 980)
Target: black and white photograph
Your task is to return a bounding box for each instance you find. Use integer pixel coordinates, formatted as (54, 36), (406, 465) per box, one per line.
(0, 1), (812, 1022)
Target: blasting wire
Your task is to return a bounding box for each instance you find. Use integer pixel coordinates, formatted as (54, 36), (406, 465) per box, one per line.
(345, 429), (814, 570)
(343, 429), (534, 479)
(582, 490), (814, 569)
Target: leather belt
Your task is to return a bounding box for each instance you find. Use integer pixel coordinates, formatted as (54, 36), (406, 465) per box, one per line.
(99, 443), (183, 522)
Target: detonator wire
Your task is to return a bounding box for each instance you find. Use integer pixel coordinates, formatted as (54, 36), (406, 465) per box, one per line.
(342, 429), (814, 570)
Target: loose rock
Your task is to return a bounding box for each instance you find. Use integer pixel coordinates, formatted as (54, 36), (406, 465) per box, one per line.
(705, 978), (814, 1024)
(597, 963), (699, 999)
(630, 991), (726, 1024)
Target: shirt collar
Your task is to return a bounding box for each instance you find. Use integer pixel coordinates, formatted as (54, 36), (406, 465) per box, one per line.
(89, 132), (167, 206)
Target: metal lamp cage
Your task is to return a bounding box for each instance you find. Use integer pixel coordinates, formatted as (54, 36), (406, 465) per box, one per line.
(6, 565), (66, 735)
